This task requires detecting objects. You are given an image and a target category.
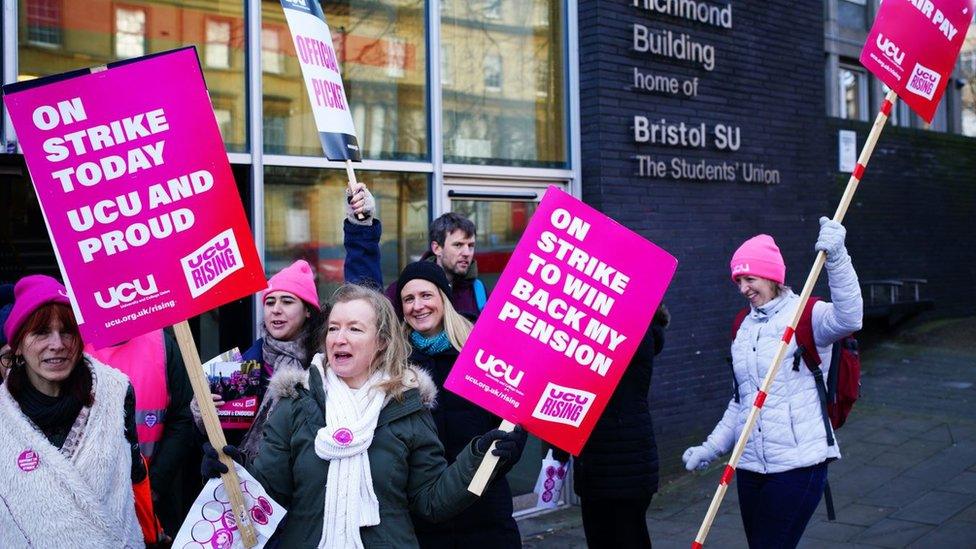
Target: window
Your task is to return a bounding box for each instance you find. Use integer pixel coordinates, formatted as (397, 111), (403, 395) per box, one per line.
(264, 167), (429, 297)
(19, 2), (246, 152)
(213, 108), (233, 142)
(838, 65), (868, 121)
(962, 51), (976, 77)
(837, 0), (868, 30)
(261, 0), (427, 160)
(484, 0), (502, 20)
(205, 19), (232, 69)
(262, 27), (284, 74)
(264, 115), (288, 154)
(115, 7), (146, 59)
(484, 54), (502, 92)
(442, 0), (567, 166)
(386, 36), (406, 79)
(441, 46), (454, 85)
(26, 0), (62, 47)
(536, 61), (548, 97)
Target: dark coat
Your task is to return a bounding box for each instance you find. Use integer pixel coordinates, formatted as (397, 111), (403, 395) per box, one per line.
(569, 321), (665, 501)
(249, 365), (485, 548)
(408, 347), (521, 548)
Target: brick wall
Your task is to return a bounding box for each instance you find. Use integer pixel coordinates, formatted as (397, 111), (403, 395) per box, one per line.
(577, 0), (976, 479)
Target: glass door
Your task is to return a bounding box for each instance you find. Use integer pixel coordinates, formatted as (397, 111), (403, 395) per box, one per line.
(443, 180), (573, 515)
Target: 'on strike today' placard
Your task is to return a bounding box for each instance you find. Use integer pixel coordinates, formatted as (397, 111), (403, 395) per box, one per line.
(445, 187), (677, 454)
(2, 47), (265, 348)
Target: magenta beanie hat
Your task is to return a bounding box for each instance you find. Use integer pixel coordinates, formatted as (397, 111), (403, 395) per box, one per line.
(730, 234), (786, 284)
(262, 260), (320, 309)
(4, 275), (72, 343)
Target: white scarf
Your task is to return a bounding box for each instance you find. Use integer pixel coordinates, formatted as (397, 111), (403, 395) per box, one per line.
(313, 356), (388, 549)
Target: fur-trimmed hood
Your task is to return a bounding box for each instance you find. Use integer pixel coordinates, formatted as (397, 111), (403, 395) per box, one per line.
(269, 353), (438, 409)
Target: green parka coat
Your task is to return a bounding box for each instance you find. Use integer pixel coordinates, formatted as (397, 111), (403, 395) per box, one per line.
(249, 363), (487, 548)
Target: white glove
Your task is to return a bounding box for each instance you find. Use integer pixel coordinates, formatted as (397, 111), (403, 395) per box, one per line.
(345, 182), (375, 225)
(815, 216), (847, 261)
(682, 444), (718, 472)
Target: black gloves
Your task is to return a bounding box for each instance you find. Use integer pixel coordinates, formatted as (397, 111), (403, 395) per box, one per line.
(476, 426), (528, 464)
(201, 442), (243, 479)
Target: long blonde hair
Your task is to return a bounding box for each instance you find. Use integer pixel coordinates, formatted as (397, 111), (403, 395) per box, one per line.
(322, 284), (413, 400)
(401, 287), (473, 352)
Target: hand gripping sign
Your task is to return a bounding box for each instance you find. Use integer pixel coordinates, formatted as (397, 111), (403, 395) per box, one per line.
(444, 187), (677, 493)
(692, 3), (976, 547)
(860, 0), (976, 123)
(2, 47), (267, 547)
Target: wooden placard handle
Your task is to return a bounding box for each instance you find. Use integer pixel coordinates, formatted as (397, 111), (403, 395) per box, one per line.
(467, 420), (516, 496)
(173, 321), (258, 548)
(345, 160), (368, 222)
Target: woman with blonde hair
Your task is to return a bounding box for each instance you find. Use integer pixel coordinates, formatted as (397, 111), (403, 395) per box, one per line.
(343, 182), (525, 548)
(203, 283), (523, 548)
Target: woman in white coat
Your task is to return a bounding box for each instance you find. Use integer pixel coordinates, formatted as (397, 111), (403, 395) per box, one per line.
(683, 218), (863, 548)
(0, 275), (144, 548)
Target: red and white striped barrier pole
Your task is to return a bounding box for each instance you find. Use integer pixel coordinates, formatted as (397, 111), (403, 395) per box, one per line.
(691, 89), (898, 549)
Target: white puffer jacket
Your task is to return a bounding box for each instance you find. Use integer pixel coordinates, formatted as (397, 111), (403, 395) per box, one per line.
(703, 251), (863, 474)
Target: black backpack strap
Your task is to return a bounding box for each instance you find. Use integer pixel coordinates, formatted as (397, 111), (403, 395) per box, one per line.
(806, 362), (836, 447)
(824, 479), (836, 521)
(728, 356), (740, 404)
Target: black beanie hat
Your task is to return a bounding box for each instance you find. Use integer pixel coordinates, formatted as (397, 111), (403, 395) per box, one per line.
(395, 261), (453, 318)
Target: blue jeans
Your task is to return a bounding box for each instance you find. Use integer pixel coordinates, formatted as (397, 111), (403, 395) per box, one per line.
(736, 462), (828, 549)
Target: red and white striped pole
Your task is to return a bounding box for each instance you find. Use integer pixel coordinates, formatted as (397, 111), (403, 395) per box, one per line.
(691, 89), (898, 549)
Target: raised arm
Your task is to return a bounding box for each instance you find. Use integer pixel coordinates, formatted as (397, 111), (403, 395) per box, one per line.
(811, 217), (863, 347)
(343, 182), (384, 288)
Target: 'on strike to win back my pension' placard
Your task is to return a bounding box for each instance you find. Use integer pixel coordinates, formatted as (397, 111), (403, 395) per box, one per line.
(445, 187), (677, 454)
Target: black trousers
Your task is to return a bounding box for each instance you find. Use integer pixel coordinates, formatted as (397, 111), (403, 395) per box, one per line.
(580, 496), (653, 549)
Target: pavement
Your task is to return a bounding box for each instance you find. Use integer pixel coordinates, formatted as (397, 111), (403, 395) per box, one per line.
(517, 318), (976, 548)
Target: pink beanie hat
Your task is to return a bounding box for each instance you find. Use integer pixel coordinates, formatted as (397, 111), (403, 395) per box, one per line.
(730, 234), (786, 284)
(4, 275), (72, 344)
(262, 260), (320, 309)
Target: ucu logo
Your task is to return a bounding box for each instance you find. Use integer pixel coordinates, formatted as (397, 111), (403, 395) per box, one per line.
(94, 275), (158, 308)
(731, 263), (750, 275)
(285, 0), (309, 7)
(548, 388), (590, 405)
(876, 33), (905, 67)
(186, 237), (232, 269)
(474, 349), (524, 388)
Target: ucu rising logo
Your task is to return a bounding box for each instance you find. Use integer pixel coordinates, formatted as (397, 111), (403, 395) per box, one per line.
(475, 348), (524, 388)
(876, 33), (905, 67)
(731, 263), (750, 276)
(94, 275), (158, 308)
(180, 229), (243, 298)
(531, 382), (596, 428)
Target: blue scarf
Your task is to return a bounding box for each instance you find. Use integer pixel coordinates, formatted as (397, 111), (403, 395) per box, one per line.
(409, 330), (453, 355)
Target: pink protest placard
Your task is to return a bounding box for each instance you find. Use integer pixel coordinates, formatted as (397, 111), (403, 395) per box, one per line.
(860, 0), (975, 122)
(2, 47), (266, 348)
(444, 187), (677, 454)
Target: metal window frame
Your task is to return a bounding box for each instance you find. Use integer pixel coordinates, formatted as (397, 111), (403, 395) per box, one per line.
(3, 0), (18, 149)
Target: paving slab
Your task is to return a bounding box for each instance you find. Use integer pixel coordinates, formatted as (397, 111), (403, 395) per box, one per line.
(851, 518), (933, 547)
(906, 519), (976, 548)
(830, 502), (898, 527)
(889, 490), (976, 525)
